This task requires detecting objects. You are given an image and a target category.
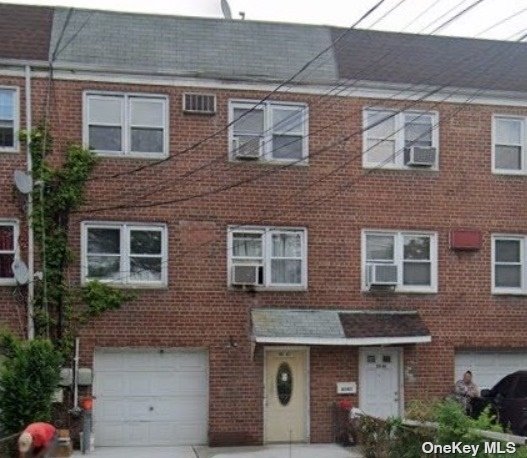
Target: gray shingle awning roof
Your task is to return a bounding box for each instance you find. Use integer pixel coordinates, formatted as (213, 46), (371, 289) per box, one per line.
(251, 309), (431, 346)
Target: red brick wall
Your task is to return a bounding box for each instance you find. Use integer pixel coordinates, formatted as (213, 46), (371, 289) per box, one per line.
(1, 74), (527, 444)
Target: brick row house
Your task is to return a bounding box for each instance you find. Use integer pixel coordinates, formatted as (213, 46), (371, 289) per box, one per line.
(1, 2), (527, 447)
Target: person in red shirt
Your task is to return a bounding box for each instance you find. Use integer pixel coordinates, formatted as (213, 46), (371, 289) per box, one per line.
(18, 422), (57, 458)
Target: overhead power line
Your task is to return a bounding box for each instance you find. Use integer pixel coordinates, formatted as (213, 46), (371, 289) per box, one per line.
(417, 0), (470, 33)
(428, 0), (486, 34)
(78, 1), (387, 183)
(84, 0), (498, 208)
(69, 27), (527, 283)
(475, 7), (527, 37)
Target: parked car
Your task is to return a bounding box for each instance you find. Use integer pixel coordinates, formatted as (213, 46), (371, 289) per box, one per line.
(470, 371), (527, 436)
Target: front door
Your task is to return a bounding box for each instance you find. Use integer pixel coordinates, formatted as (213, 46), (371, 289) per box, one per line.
(359, 347), (401, 418)
(264, 348), (308, 443)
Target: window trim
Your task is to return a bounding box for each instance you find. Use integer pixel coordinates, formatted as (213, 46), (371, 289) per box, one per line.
(227, 226), (308, 290)
(492, 114), (527, 175)
(0, 86), (20, 153)
(83, 91), (169, 159)
(361, 229), (438, 293)
(228, 99), (309, 165)
(491, 234), (527, 295)
(81, 221), (168, 288)
(362, 107), (439, 171)
(0, 220), (19, 286)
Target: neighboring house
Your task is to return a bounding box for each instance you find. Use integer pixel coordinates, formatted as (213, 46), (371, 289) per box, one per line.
(1, 2), (527, 446)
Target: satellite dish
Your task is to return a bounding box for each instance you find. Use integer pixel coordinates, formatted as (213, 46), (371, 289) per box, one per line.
(12, 259), (30, 285)
(14, 170), (33, 194)
(221, 0), (232, 19)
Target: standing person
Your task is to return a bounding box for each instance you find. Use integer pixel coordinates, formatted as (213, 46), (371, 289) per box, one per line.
(18, 422), (57, 458)
(454, 370), (480, 413)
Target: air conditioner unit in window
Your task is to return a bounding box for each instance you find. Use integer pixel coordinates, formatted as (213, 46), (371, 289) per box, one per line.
(366, 264), (398, 289)
(232, 265), (262, 286)
(232, 137), (263, 160)
(404, 146), (436, 167)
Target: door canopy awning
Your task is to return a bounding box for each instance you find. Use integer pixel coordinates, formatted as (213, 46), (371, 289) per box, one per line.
(251, 308), (431, 346)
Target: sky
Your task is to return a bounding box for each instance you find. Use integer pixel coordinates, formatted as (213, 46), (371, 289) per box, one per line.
(2, 0), (527, 40)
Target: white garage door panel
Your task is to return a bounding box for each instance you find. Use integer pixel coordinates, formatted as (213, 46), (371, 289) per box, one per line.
(94, 349), (208, 446)
(455, 351), (527, 390)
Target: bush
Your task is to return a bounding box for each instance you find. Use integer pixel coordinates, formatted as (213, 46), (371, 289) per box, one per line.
(357, 400), (527, 458)
(0, 333), (62, 434)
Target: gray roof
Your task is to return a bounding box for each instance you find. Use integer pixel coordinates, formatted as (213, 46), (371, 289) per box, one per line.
(252, 309), (345, 339)
(50, 8), (338, 83)
(1, 4), (525, 92)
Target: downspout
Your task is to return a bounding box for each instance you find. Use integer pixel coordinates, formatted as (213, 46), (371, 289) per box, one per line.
(25, 64), (35, 340)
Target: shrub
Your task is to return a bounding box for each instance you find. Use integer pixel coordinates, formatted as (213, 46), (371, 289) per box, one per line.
(0, 333), (62, 434)
(357, 399), (527, 458)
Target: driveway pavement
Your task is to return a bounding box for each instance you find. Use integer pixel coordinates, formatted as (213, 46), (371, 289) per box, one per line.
(73, 443), (361, 457)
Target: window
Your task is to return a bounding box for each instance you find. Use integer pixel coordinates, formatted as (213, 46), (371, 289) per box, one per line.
(229, 100), (308, 163)
(228, 227), (307, 288)
(363, 108), (438, 169)
(362, 230), (437, 292)
(0, 222), (18, 284)
(84, 93), (168, 158)
(82, 222), (167, 286)
(493, 116), (526, 174)
(0, 88), (18, 152)
(492, 235), (527, 294)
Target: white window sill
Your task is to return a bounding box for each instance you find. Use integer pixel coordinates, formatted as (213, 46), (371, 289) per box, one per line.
(0, 279), (17, 286)
(492, 289), (527, 296)
(229, 285), (307, 292)
(362, 286), (437, 294)
(0, 148), (19, 154)
(82, 279), (167, 289)
(92, 151), (168, 160)
(362, 162), (438, 172)
(492, 169), (527, 176)
(229, 157), (309, 167)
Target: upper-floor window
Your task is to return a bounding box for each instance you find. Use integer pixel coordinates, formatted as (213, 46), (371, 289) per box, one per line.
(492, 235), (526, 294)
(0, 88), (18, 152)
(228, 227), (307, 289)
(229, 100), (308, 163)
(0, 221), (18, 285)
(362, 230), (438, 293)
(363, 108), (438, 170)
(84, 92), (168, 158)
(82, 222), (167, 287)
(493, 116), (526, 174)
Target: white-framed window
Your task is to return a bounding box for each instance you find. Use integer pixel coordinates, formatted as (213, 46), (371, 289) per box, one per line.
(81, 222), (167, 287)
(493, 115), (527, 174)
(0, 221), (19, 285)
(492, 235), (527, 294)
(228, 100), (308, 163)
(0, 87), (19, 152)
(362, 230), (438, 293)
(227, 227), (307, 289)
(84, 92), (168, 158)
(362, 108), (439, 169)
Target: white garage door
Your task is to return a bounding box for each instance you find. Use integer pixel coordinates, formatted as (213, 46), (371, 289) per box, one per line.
(455, 351), (527, 390)
(93, 349), (208, 446)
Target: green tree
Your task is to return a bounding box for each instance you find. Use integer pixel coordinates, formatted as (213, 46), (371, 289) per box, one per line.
(0, 333), (62, 434)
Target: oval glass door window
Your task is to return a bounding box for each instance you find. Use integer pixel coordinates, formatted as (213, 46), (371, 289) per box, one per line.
(276, 362), (293, 406)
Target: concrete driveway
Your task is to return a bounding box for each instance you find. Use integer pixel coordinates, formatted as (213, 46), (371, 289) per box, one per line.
(73, 444), (361, 457)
